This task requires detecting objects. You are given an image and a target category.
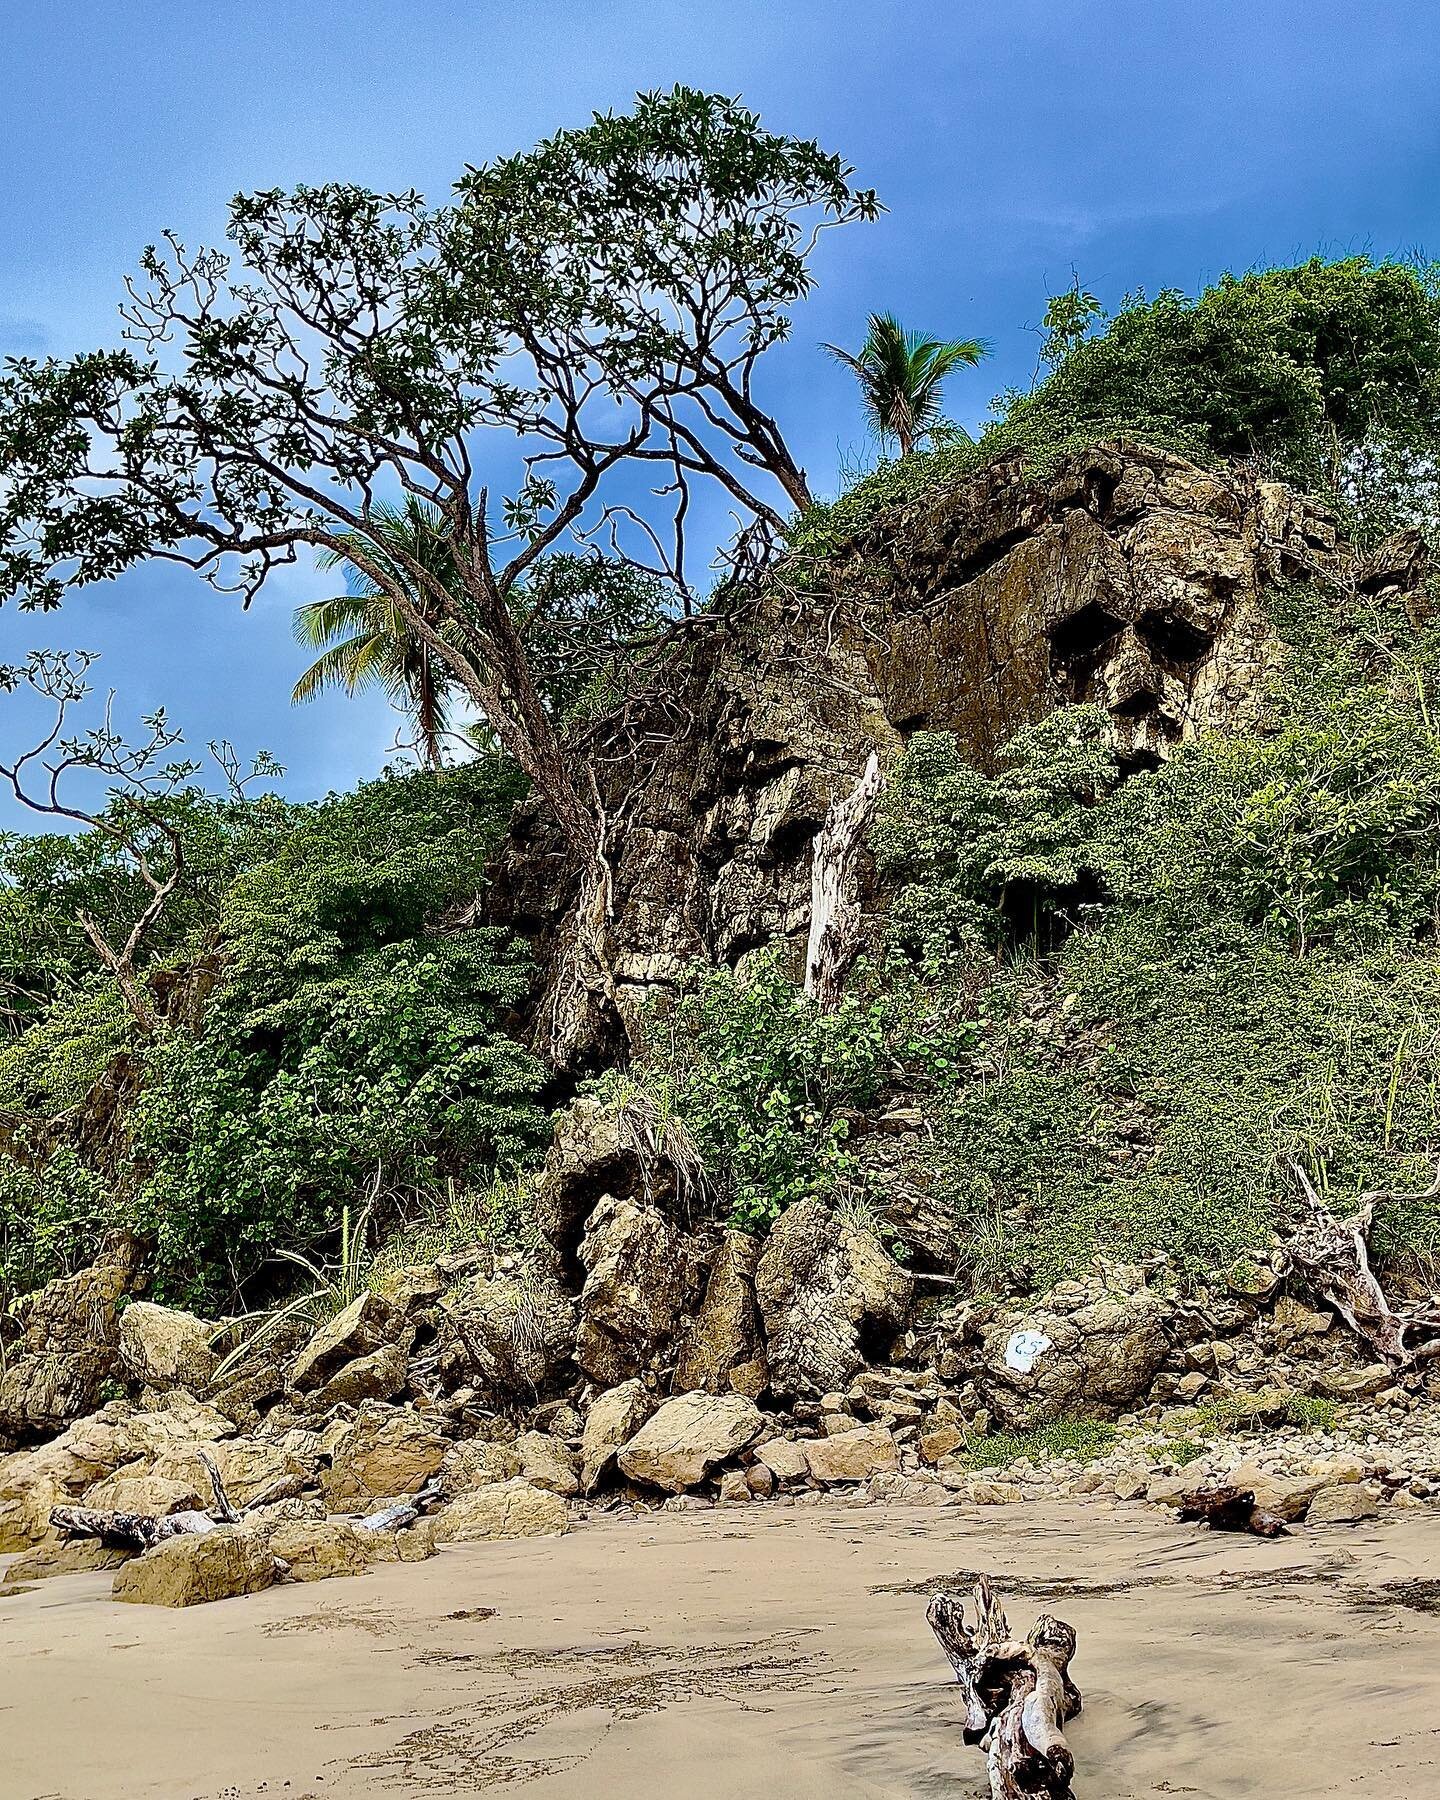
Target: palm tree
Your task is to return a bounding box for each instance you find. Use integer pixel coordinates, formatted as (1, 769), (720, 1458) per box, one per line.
(292, 498), (462, 768)
(824, 313), (988, 457)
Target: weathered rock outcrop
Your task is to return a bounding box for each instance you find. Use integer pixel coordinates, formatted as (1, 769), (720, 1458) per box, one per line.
(575, 1195), (692, 1387)
(0, 1237), (143, 1443)
(493, 443), (1398, 1059)
(971, 1263), (1172, 1429)
(755, 1194), (912, 1399)
(441, 1268), (576, 1401)
(118, 1302), (218, 1392)
(674, 1231), (768, 1398)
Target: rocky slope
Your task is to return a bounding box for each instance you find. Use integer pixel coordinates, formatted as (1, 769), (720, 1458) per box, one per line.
(495, 440), (1424, 1044)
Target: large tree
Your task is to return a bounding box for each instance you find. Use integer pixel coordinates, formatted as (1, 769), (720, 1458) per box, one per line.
(0, 87), (878, 1064)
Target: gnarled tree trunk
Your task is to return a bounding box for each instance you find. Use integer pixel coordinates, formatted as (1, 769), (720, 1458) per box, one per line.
(1285, 1160), (1440, 1370)
(805, 751), (883, 1011)
(927, 1577), (1081, 1799)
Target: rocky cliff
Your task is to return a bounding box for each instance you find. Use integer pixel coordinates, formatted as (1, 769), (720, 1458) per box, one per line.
(495, 440), (1423, 1043)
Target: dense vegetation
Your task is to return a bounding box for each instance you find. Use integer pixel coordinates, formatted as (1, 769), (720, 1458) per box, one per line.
(4, 85), (1440, 1325)
(792, 256), (1440, 562)
(0, 759), (547, 1307)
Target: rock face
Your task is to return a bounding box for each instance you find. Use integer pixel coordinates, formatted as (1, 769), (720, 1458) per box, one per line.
(0, 1237), (143, 1442)
(112, 1528), (281, 1607)
(118, 1302), (218, 1392)
(616, 1391), (765, 1493)
(975, 1264), (1171, 1429)
(674, 1232), (768, 1398)
(580, 1378), (655, 1492)
(432, 1477), (569, 1542)
(289, 1291), (407, 1393)
(755, 1195), (912, 1399)
(321, 1404), (449, 1509)
(575, 1195), (687, 1387)
(491, 444), (1401, 1057)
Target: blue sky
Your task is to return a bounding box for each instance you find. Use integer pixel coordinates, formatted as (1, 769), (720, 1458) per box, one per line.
(3, 0), (1439, 816)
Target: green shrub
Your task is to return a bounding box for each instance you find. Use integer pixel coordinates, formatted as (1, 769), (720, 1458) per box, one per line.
(964, 1417), (1117, 1469)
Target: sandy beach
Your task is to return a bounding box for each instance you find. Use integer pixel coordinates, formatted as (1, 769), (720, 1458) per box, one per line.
(3, 1499), (1438, 1799)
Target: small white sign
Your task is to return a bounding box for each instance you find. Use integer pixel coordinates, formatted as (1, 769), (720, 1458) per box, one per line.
(1004, 1328), (1052, 1374)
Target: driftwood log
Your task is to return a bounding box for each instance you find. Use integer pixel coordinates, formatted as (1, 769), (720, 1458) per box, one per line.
(805, 751), (883, 1010)
(1176, 1484), (1287, 1537)
(52, 1456), (445, 1550)
(928, 1577), (1081, 1799)
(51, 1449), (240, 1551)
(1285, 1160), (1440, 1370)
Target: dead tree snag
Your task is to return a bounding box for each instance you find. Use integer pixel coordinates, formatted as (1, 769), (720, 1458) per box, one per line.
(927, 1576), (1081, 1799)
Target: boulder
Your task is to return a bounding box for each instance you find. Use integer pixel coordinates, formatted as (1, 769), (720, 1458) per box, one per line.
(1225, 1460), (1335, 1523)
(754, 1194), (912, 1399)
(265, 1518), (374, 1581)
(312, 1342), (409, 1411)
(118, 1302), (218, 1392)
(803, 1424), (900, 1486)
(154, 1439), (309, 1509)
(3, 1539), (130, 1582)
(919, 1424), (967, 1466)
(112, 1528), (281, 1607)
(82, 1470), (205, 1516)
(432, 1478), (569, 1542)
(974, 1263), (1171, 1429)
(441, 1439), (524, 1496)
(0, 1237), (143, 1441)
(717, 1468), (751, 1504)
(580, 1379), (655, 1492)
(442, 1269), (576, 1399)
(122, 1393), (235, 1458)
(753, 1436), (810, 1485)
(617, 1392), (766, 1493)
(321, 1404), (449, 1509)
(674, 1231), (768, 1399)
(289, 1291), (407, 1392)
(514, 1430), (580, 1497)
(576, 1195), (687, 1387)
(1306, 1484), (1380, 1526)
(531, 1097), (690, 1257)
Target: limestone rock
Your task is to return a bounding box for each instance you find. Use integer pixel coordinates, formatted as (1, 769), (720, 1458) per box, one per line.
(617, 1392), (766, 1493)
(289, 1291), (406, 1392)
(82, 1470), (205, 1516)
(491, 446), (1369, 1055)
(754, 1194), (913, 1399)
(674, 1232), (768, 1399)
(265, 1518), (374, 1581)
(975, 1263), (1171, 1429)
(4, 1538), (130, 1581)
(920, 1424), (967, 1466)
(154, 1439), (309, 1509)
(441, 1438), (524, 1496)
(1306, 1483), (1379, 1526)
(803, 1424), (900, 1486)
(432, 1477), (569, 1542)
(321, 1404), (448, 1509)
(1225, 1460), (1333, 1523)
(753, 1436), (810, 1485)
(113, 1528), (281, 1606)
(442, 1268), (576, 1400)
(118, 1302), (218, 1392)
(0, 1238), (143, 1441)
(312, 1342), (409, 1411)
(717, 1468), (751, 1503)
(514, 1430), (580, 1497)
(576, 1195), (686, 1387)
(580, 1379), (655, 1492)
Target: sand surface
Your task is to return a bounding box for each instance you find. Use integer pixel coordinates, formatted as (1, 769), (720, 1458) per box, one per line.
(3, 1499), (1439, 1799)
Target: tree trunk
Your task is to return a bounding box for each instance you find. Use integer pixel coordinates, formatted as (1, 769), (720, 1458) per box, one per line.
(805, 753), (883, 1010)
(51, 1450), (240, 1551)
(927, 1577), (1081, 1799)
(1285, 1160), (1440, 1369)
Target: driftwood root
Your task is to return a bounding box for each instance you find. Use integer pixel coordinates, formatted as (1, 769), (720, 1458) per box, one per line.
(928, 1577), (1081, 1799)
